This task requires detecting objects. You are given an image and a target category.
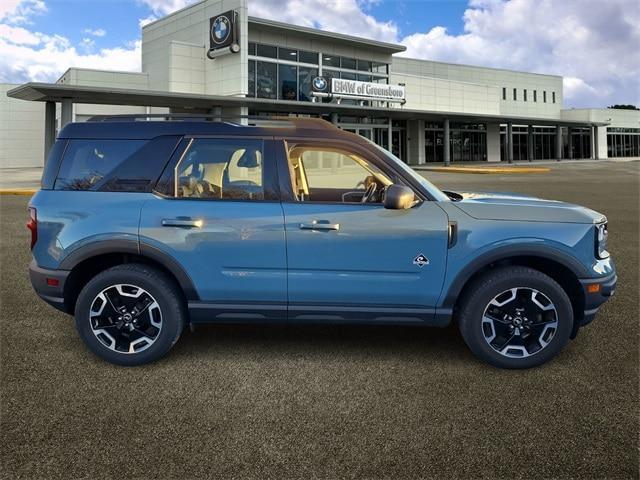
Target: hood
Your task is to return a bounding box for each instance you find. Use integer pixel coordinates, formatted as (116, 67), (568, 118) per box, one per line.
(451, 191), (606, 224)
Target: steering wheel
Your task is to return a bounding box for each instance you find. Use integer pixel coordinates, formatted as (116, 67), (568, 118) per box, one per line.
(361, 182), (378, 203)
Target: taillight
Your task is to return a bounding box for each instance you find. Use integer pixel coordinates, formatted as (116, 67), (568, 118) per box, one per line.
(27, 207), (37, 250)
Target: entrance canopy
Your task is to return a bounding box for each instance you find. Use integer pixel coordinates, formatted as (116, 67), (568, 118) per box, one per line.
(7, 82), (608, 128)
(7, 82), (608, 164)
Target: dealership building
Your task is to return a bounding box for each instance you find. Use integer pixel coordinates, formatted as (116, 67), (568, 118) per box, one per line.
(3, 0), (639, 168)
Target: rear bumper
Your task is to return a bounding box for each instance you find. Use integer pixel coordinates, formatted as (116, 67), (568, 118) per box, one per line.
(29, 260), (70, 313)
(578, 271), (617, 327)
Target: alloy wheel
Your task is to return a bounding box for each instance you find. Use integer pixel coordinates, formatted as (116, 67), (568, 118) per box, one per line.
(89, 284), (162, 354)
(481, 287), (558, 358)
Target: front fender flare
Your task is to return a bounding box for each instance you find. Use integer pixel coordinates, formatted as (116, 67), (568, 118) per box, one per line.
(439, 243), (589, 310)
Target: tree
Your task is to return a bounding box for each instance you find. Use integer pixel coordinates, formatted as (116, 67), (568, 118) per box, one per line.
(607, 104), (639, 110)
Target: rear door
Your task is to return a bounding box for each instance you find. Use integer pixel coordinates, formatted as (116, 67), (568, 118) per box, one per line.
(277, 139), (450, 323)
(139, 136), (287, 321)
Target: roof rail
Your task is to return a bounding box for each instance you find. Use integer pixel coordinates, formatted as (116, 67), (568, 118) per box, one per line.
(86, 113), (337, 130)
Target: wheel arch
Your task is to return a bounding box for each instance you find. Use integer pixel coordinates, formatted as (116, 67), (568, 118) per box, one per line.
(443, 246), (587, 338)
(60, 240), (199, 314)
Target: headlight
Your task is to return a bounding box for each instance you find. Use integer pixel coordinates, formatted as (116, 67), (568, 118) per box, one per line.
(595, 223), (609, 259)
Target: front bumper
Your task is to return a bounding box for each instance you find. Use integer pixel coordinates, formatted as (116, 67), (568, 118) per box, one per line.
(29, 260), (70, 313)
(578, 271), (617, 328)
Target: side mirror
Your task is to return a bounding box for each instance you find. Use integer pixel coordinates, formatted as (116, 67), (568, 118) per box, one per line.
(384, 184), (415, 210)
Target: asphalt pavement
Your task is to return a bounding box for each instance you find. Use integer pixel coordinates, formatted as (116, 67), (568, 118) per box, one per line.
(1, 160), (638, 479)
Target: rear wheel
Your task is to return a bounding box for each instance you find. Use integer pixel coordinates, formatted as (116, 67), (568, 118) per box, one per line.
(458, 266), (573, 369)
(75, 264), (185, 366)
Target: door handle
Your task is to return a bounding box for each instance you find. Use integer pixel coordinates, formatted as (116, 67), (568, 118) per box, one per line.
(161, 218), (203, 228)
(299, 220), (340, 231)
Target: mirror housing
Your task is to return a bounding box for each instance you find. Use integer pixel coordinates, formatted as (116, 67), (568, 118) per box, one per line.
(384, 184), (415, 210)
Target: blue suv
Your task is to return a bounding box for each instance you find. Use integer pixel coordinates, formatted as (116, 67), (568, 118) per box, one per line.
(28, 117), (616, 368)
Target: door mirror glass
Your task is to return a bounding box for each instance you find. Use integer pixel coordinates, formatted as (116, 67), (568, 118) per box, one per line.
(384, 184), (415, 210)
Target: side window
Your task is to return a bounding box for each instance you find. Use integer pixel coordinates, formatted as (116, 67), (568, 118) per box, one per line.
(287, 145), (392, 203)
(54, 139), (146, 191)
(54, 136), (180, 192)
(174, 138), (264, 200)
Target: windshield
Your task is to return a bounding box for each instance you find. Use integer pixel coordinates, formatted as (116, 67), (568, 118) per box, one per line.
(366, 140), (450, 202)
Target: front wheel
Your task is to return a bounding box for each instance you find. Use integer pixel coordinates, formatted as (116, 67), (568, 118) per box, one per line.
(75, 264), (186, 366)
(458, 266), (573, 369)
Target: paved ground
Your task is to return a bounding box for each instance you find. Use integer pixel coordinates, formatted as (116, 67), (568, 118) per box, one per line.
(1, 161), (638, 479)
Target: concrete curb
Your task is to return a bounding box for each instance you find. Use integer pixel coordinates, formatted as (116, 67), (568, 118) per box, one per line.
(0, 189), (37, 195)
(416, 167), (550, 174)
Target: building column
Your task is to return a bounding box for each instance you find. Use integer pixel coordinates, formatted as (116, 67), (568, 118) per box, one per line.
(485, 123), (501, 162)
(591, 126), (597, 159)
(406, 119), (425, 165)
(209, 106), (222, 122)
(60, 98), (73, 128)
(507, 122), (513, 164)
(527, 125), (534, 162)
(387, 118), (393, 156)
(597, 125), (608, 159)
(330, 113), (338, 126)
(443, 118), (450, 166)
(44, 101), (56, 164)
(556, 125), (562, 161)
(567, 127), (573, 159)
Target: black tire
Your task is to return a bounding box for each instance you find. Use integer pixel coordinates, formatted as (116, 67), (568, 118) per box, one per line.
(458, 266), (573, 369)
(75, 264), (186, 366)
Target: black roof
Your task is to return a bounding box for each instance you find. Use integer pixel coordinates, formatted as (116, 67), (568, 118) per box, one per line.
(57, 117), (340, 140)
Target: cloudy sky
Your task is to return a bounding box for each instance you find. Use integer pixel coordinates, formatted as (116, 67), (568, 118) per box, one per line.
(1, 0), (638, 108)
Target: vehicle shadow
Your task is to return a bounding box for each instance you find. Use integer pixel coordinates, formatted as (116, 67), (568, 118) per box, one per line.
(170, 321), (473, 364)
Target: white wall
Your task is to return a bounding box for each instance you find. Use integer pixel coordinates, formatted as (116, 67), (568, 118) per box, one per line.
(142, 0), (248, 96)
(561, 107), (640, 127)
(57, 68), (157, 122)
(391, 72), (501, 115)
(392, 57), (563, 120)
(0, 84), (45, 168)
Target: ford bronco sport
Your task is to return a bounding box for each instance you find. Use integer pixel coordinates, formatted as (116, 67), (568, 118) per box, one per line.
(28, 117), (616, 368)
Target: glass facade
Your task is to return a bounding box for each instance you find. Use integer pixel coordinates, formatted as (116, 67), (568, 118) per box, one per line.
(247, 42), (389, 103)
(567, 127), (591, 159)
(499, 126), (600, 161)
(499, 126), (559, 161)
(607, 128), (640, 157)
(425, 123), (486, 162)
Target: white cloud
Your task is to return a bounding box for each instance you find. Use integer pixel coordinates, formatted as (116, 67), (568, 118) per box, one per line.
(246, 0), (639, 107)
(248, 0), (398, 43)
(397, 0), (640, 107)
(0, 0), (140, 83)
(0, 22), (141, 83)
(0, 0), (46, 24)
(0, 23), (42, 45)
(137, 0), (198, 16)
(0, 34), (141, 83)
(138, 14), (158, 28)
(1, 0), (637, 109)
(83, 28), (106, 37)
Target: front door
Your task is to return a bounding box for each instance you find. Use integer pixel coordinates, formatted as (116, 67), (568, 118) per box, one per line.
(279, 139), (449, 322)
(139, 137), (287, 321)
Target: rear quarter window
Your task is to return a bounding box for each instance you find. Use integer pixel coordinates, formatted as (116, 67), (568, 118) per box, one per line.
(54, 136), (180, 192)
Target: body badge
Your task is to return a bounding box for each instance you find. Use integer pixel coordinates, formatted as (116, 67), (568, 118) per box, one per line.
(413, 254), (430, 267)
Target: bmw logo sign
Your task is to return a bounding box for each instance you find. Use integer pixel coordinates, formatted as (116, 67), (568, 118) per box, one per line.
(211, 15), (231, 45)
(312, 76), (328, 92)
